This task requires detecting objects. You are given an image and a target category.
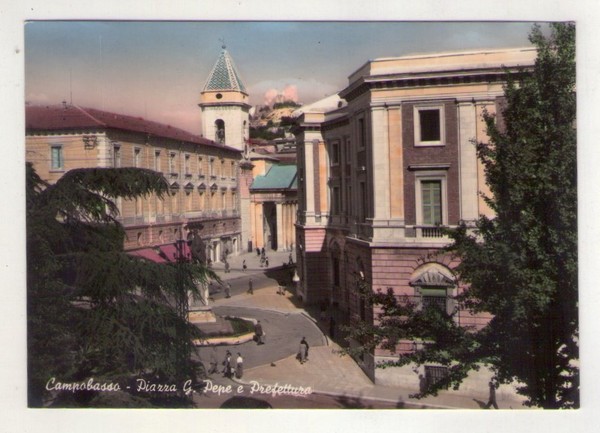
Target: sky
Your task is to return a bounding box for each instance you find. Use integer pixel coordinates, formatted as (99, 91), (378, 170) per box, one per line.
(25, 21), (539, 135)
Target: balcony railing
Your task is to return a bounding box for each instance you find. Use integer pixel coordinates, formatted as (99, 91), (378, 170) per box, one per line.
(417, 225), (445, 238)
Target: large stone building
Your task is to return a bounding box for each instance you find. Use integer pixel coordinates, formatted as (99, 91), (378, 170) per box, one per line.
(293, 48), (537, 385)
(26, 103), (246, 264)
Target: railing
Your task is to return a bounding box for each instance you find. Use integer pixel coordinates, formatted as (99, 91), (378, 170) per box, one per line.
(417, 225), (445, 238)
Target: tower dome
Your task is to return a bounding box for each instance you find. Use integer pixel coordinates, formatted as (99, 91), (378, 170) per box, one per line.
(199, 46), (250, 151)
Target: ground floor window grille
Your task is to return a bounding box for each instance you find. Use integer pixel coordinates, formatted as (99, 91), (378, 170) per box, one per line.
(423, 295), (447, 311)
(425, 365), (448, 388)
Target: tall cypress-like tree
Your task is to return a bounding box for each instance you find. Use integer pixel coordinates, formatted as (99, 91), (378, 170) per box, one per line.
(452, 22), (578, 409)
(343, 23), (577, 408)
(27, 164), (214, 407)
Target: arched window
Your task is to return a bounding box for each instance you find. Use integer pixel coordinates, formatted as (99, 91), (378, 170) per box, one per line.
(409, 263), (456, 315)
(215, 119), (225, 143)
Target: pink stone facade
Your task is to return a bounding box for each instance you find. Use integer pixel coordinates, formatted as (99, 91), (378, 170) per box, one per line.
(293, 48), (535, 383)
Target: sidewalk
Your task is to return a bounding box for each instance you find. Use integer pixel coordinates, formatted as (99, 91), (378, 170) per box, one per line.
(206, 250), (528, 410)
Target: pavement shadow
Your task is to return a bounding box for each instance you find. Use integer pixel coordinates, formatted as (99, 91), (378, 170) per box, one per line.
(264, 266), (306, 309)
(473, 398), (488, 409)
(334, 394), (374, 409)
(220, 395), (273, 409)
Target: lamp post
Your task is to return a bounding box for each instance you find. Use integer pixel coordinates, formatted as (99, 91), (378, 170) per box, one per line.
(292, 269), (300, 297)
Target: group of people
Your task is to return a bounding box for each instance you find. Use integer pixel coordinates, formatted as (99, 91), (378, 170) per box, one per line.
(220, 350), (244, 379)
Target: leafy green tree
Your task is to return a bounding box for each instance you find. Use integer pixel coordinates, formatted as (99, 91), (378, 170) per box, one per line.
(27, 164), (214, 407)
(343, 23), (577, 409)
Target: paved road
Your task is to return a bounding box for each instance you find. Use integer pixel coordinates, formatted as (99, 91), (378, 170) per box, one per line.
(193, 306), (325, 371)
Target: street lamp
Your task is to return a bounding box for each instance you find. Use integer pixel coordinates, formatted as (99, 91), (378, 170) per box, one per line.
(292, 269), (300, 297)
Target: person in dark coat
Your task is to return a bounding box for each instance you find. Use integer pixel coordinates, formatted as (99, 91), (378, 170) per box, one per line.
(485, 380), (499, 409)
(298, 337), (309, 363)
(242, 259), (247, 271)
(254, 320), (264, 345)
(222, 351), (233, 378)
(247, 278), (254, 295)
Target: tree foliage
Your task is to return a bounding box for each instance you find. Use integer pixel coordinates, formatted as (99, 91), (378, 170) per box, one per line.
(27, 164), (216, 407)
(343, 23), (577, 408)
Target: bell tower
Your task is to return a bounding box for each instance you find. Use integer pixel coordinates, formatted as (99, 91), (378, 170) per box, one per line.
(199, 45), (251, 151)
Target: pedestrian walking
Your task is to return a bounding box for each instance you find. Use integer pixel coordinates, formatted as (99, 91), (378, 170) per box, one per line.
(288, 253), (293, 265)
(485, 380), (499, 409)
(242, 259), (247, 271)
(298, 337), (309, 364)
(247, 278), (254, 295)
(224, 260), (230, 273)
(256, 247), (260, 256)
(254, 320), (264, 345)
(235, 353), (244, 379)
(261, 247), (265, 256)
(224, 283), (231, 298)
(265, 257), (269, 267)
(222, 351), (233, 378)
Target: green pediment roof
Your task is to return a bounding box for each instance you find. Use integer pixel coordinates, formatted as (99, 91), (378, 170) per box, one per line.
(251, 164), (297, 191)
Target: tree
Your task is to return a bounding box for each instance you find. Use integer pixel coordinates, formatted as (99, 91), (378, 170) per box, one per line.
(27, 164), (215, 407)
(343, 23), (577, 409)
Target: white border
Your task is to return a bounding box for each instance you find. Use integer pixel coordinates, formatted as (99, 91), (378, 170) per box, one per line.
(3, 2), (599, 433)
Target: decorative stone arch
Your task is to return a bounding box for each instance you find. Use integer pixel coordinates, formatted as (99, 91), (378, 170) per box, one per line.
(409, 263), (457, 316)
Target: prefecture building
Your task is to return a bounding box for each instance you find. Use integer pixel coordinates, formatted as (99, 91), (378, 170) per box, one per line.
(292, 48), (537, 386)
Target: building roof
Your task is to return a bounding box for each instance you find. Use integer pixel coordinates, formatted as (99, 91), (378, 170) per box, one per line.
(291, 93), (344, 118)
(203, 46), (247, 93)
(251, 164), (297, 191)
(25, 104), (241, 153)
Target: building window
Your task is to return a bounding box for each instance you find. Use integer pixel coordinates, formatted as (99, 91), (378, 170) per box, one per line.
(415, 174), (447, 237)
(184, 154), (191, 176)
(215, 119), (225, 143)
(113, 145), (121, 168)
(358, 118), (366, 149)
(330, 141), (340, 166)
(169, 152), (177, 175)
(421, 180), (442, 226)
(135, 197), (143, 217)
(331, 186), (341, 215)
(414, 105), (445, 146)
(170, 189), (179, 214)
(209, 158), (215, 178)
(198, 156), (204, 178)
(134, 148), (141, 168)
(421, 288), (448, 311)
(154, 150), (161, 172)
(230, 161), (236, 178)
(345, 138), (352, 164)
(232, 191), (237, 210)
(359, 182), (368, 222)
(50, 145), (63, 170)
(185, 191), (193, 211)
